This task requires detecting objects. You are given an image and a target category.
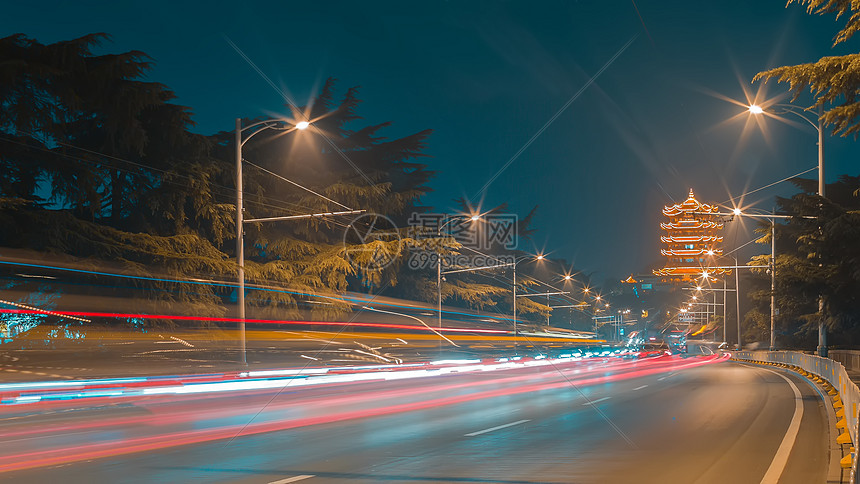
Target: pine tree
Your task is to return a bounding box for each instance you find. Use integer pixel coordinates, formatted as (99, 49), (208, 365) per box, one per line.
(754, 1), (860, 136)
(0, 35), (437, 327)
(745, 176), (860, 347)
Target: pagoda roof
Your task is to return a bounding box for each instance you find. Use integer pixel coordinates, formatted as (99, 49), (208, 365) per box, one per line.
(661, 248), (724, 256)
(661, 235), (723, 243)
(652, 266), (731, 276)
(662, 189), (719, 217)
(661, 221), (723, 230)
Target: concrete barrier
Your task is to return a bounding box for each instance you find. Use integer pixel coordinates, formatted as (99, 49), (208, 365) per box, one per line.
(734, 350), (860, 482)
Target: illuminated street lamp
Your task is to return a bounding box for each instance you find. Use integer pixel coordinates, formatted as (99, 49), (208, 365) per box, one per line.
(512, 253), (545, 336)
(236, 116), (310, 364)
(748, 102), (827, 356)
(436, 214), (481, 336)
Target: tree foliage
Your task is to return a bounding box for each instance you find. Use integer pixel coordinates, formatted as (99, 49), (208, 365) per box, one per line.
(0, 34), (438, 326)
(0, 33), (586, 332)
(745, 176), (860, 347)
(754, 1), (860, 136)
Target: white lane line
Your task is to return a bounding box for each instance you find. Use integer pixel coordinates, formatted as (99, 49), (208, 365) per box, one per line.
(465, 419), (531, 436)
(582, 397), (611, 406)
(657, 376), (667, 381)
(268, 475), (315, 484)
(632, 385), (648, 391)
(759, 370), (804, 484)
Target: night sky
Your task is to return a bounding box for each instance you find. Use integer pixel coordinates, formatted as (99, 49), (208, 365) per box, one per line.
(5, 0), (859, 283)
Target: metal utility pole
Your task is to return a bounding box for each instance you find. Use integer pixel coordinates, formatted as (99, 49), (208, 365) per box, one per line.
(722, 278), (727, 344)
(735, 257), (741, 350)
(235, 118), (246, 365)
(817, 104), (827, 357)
(770, 218), (776, 351)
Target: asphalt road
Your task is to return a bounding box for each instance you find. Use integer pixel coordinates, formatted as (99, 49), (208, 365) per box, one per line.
(0, 357), (831, 483)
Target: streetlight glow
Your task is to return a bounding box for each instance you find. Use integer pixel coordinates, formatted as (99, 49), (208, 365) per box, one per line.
(296, 121), (310, 130)
(748, 104), (763, 115)
(470, 214), (481, 221)
(733, 208), (742, 216)
(536, 254), (545, 260)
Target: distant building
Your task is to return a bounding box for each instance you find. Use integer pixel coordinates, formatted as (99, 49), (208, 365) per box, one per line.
(653, 189), (730, 283)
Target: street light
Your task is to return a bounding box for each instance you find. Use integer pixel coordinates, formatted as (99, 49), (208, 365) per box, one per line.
(748, 102), (827, 356)
(512, 254), (545, 337)
(436, 215), (481, 338)
(704, 207), (808, 350)
(236, 116), (310, 364)
(733, 208), (782, 350)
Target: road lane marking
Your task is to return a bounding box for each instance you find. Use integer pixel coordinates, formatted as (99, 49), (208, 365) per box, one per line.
(465, 419), (531, 436)
(632, 385), (648, 391)
(759, 370), (803, 484)
(582, 397), (611, 405)
(269, 475), (314, 484)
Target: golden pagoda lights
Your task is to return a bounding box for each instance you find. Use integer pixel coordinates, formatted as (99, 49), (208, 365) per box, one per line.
(653, 189), (730, 282)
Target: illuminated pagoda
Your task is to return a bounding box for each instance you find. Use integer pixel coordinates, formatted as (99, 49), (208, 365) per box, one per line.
(653, 189), (729, 282)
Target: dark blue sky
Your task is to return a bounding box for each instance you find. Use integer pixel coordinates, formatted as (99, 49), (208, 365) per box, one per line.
(5, 1), (859, 282)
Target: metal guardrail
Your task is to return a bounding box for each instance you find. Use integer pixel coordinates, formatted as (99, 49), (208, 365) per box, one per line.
(735, 350), (859, 483)
(830, 350), (860, 373)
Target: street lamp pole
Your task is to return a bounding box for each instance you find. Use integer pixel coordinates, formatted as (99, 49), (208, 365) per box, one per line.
(236, 118), (246, 364)
(512, 254), (544, 340)
(735, 255), (741, 350)
(236, 117), (310, 365)
(817, 105), (827, 357)
(749, 103), (826, 355)
(513, 264), (517, 336)
(722, 277), (727, 344)
(435, 215), (481, 348)
(770, 216), (776, 351)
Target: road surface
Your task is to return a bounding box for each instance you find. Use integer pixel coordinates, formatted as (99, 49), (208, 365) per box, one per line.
(0, 356), (831, 483)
